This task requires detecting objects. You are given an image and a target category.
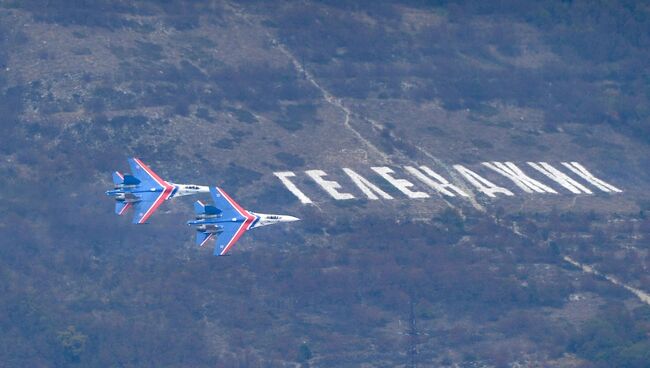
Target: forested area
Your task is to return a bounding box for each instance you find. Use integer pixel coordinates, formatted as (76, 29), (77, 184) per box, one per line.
(1, 0), (649, 366)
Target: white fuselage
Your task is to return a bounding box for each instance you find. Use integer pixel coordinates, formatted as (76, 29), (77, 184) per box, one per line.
(169, 183), (211, 199)
(247, 212), (300, 228)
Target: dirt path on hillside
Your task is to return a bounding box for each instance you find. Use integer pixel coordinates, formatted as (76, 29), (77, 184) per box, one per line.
(563, 255), (650, 306)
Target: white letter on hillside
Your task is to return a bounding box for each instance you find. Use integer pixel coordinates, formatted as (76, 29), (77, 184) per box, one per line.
(274, 171), (313, 204)
(342, 168), (393, 200)
(527, 162), (592, 194)
(483, 161), (557, 194)
(453, 165), (514, 197)
(371, 167), (430, 199)
(404, 166), (468, 197)
(305, 170), (355, 200)
(561, 162), (623, 193)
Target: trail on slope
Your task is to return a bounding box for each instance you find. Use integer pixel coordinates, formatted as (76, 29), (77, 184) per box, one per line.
(225, 3), (390, 165)
(563, 256), (650, 306)
(510, 221), (650, 306)
(275, 45), (393, 165)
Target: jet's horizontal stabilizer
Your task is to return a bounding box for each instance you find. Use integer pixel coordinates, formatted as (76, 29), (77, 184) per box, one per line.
(115, 202), (131, 215)
(112, 171), (124, 186)
(193, 201), (204, 214)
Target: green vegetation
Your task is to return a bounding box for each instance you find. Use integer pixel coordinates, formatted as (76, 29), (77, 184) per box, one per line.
(570, 304), (650, 367)
(57, 326), (87, 362)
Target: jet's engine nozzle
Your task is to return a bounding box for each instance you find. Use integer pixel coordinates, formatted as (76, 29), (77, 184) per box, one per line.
(195, 224), (223, 234)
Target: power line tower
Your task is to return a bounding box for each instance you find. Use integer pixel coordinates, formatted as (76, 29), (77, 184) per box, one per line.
(407, 300), (418, 368)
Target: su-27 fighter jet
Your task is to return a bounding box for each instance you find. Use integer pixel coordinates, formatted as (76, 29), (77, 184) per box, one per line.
(106, 158), (209, 224)
(188, 187), (300, 256)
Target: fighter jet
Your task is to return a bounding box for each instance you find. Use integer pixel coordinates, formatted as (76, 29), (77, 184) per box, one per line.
(188, 187), (300, 256)
(106, 158), (209, 224)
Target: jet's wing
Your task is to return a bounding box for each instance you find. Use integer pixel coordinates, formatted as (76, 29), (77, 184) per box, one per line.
(131, 191), (168, 224)
(127, 158), (174, 224)
(209, 187), (251, 219)
(127, 158), (168, 190)
(213, 221), (250, 256)
(208, 187), (256, 256)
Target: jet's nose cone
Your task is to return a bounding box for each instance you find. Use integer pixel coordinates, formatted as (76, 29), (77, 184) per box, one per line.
(284, 216), (300, 222)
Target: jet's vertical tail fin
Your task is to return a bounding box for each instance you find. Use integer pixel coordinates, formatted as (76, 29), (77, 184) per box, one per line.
(112, 171), (140, 186)
(115, 202), (131, 215)
(194, 200), (222, 217)
(112, 171), (124, 186)
(122, 174), (140, 186)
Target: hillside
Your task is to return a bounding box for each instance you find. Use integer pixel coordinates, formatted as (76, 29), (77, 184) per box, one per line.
(1, 1), (650, 367)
